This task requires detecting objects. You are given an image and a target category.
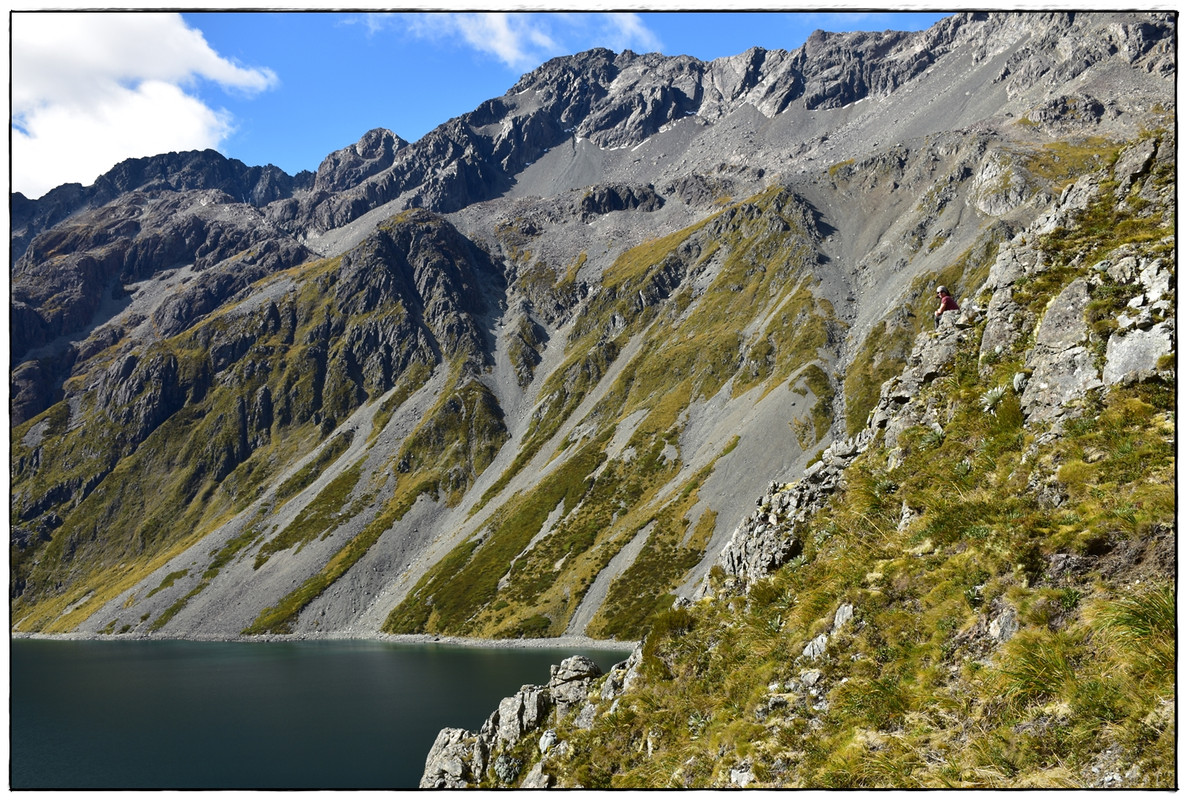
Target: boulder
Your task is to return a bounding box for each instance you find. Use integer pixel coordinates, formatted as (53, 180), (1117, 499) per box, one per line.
(980, 286), (1028, 361)
(833, 602), (854, 631)
(1020, 346), (1103, 424)
(988, 605), (1019, 643)
(913, 322), (962, 382)
(1035, 278), (1092, 351)
(520, 762), (554, 789)
(802, 633), (828, 660)
(538, 729), (559, 754)
(730, 761), (756, 787)
(496, 684), (550, 744)
(1103, 320), (1174, 385)
(1020, 278), (1104, 423)
(549, 656), (603, 719)
(420, 728), (479, 788)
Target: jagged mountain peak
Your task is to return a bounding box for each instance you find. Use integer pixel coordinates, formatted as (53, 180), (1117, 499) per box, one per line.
(314, 128), (408, 193)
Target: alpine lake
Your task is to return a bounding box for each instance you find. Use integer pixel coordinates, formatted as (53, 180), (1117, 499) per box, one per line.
(10, 637), (631, 789)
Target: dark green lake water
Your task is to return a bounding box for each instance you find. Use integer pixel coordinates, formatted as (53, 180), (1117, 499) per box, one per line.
(10, 637), (630, 789)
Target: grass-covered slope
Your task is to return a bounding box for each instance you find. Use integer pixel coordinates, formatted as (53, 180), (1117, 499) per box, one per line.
(437, 132), (1175, 788)
(553, 387), (1173, 788)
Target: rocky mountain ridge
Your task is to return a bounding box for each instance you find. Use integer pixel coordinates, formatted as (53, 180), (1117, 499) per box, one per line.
(10, 11), (1174, 668)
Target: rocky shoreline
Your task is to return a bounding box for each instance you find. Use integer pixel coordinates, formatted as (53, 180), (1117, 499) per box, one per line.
(10, 628), (638, 652)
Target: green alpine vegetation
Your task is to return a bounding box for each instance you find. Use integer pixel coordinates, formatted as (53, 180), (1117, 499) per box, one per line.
(444, 129), (1174, 788)
(539, 366), (1174, 788)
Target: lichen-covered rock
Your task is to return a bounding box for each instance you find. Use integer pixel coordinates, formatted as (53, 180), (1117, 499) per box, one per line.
(1103, 320), (1174, 385)
(420, 728), (481, 788)
(492, 753), (524, 784)
(1020, 278), (1103, 424)
(549, 656), (603, 719)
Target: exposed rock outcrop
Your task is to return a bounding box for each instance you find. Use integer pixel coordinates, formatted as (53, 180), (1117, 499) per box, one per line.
(420, 655), (606, 788)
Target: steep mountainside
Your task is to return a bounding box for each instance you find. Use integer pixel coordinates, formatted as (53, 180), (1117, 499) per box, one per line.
(10, 11), (1174, 665)
(421, 133), (1175, 787)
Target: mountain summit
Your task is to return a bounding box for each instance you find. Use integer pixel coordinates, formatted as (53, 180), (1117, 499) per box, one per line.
(11, 8), (1173, 684)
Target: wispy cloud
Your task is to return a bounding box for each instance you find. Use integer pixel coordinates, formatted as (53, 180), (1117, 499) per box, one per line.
(375, 12), (662, 72)
(591, 13), (663, 54)
(815, 11), (943, 33)
(12, 12), (277, 198)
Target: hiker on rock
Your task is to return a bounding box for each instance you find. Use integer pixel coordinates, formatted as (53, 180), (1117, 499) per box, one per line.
(934, 285), (959, 328)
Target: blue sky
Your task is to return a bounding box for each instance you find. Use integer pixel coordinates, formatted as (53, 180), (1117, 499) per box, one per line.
(11, 10), (951, 199)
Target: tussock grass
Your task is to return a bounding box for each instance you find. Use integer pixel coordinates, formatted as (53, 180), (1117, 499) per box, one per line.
(532, 136), (1175, 788)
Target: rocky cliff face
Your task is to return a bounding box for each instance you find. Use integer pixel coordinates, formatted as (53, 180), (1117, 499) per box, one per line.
(10, 11), (1174, 666)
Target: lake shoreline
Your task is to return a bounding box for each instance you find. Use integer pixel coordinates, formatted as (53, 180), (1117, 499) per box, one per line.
(11, 628), (640, 653)
(13, 635), (632, 788)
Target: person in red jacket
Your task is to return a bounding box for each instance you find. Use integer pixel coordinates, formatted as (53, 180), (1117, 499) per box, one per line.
(934, 285), (959, 328)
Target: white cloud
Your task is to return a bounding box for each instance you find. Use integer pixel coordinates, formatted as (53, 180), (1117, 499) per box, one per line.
(593, 13), (663, 54)
(394, 12), (663, 72)
(454, 13), (560, 70)
(11, 12), (276, 199)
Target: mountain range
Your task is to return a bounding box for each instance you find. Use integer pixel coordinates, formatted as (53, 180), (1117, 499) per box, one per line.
(11, 7), (1174, 685)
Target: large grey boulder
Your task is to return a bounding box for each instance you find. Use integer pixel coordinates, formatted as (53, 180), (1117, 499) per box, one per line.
(1104, 321), (1174, 385)
(495, 684), (551, 745)
(913, 318), (963, 382)
(549, 656), (603, 719)
(420, 728), (482, 788)
(1035, 278), (1093, 351)
(1020, 278), (1103, 423)
(980, 284), (1030, 363)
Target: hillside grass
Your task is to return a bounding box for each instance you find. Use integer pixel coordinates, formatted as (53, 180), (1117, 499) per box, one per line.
(245, 369), (508, 635)
(552, 355), (1174, 788)
(524, 133), (1175, 788)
